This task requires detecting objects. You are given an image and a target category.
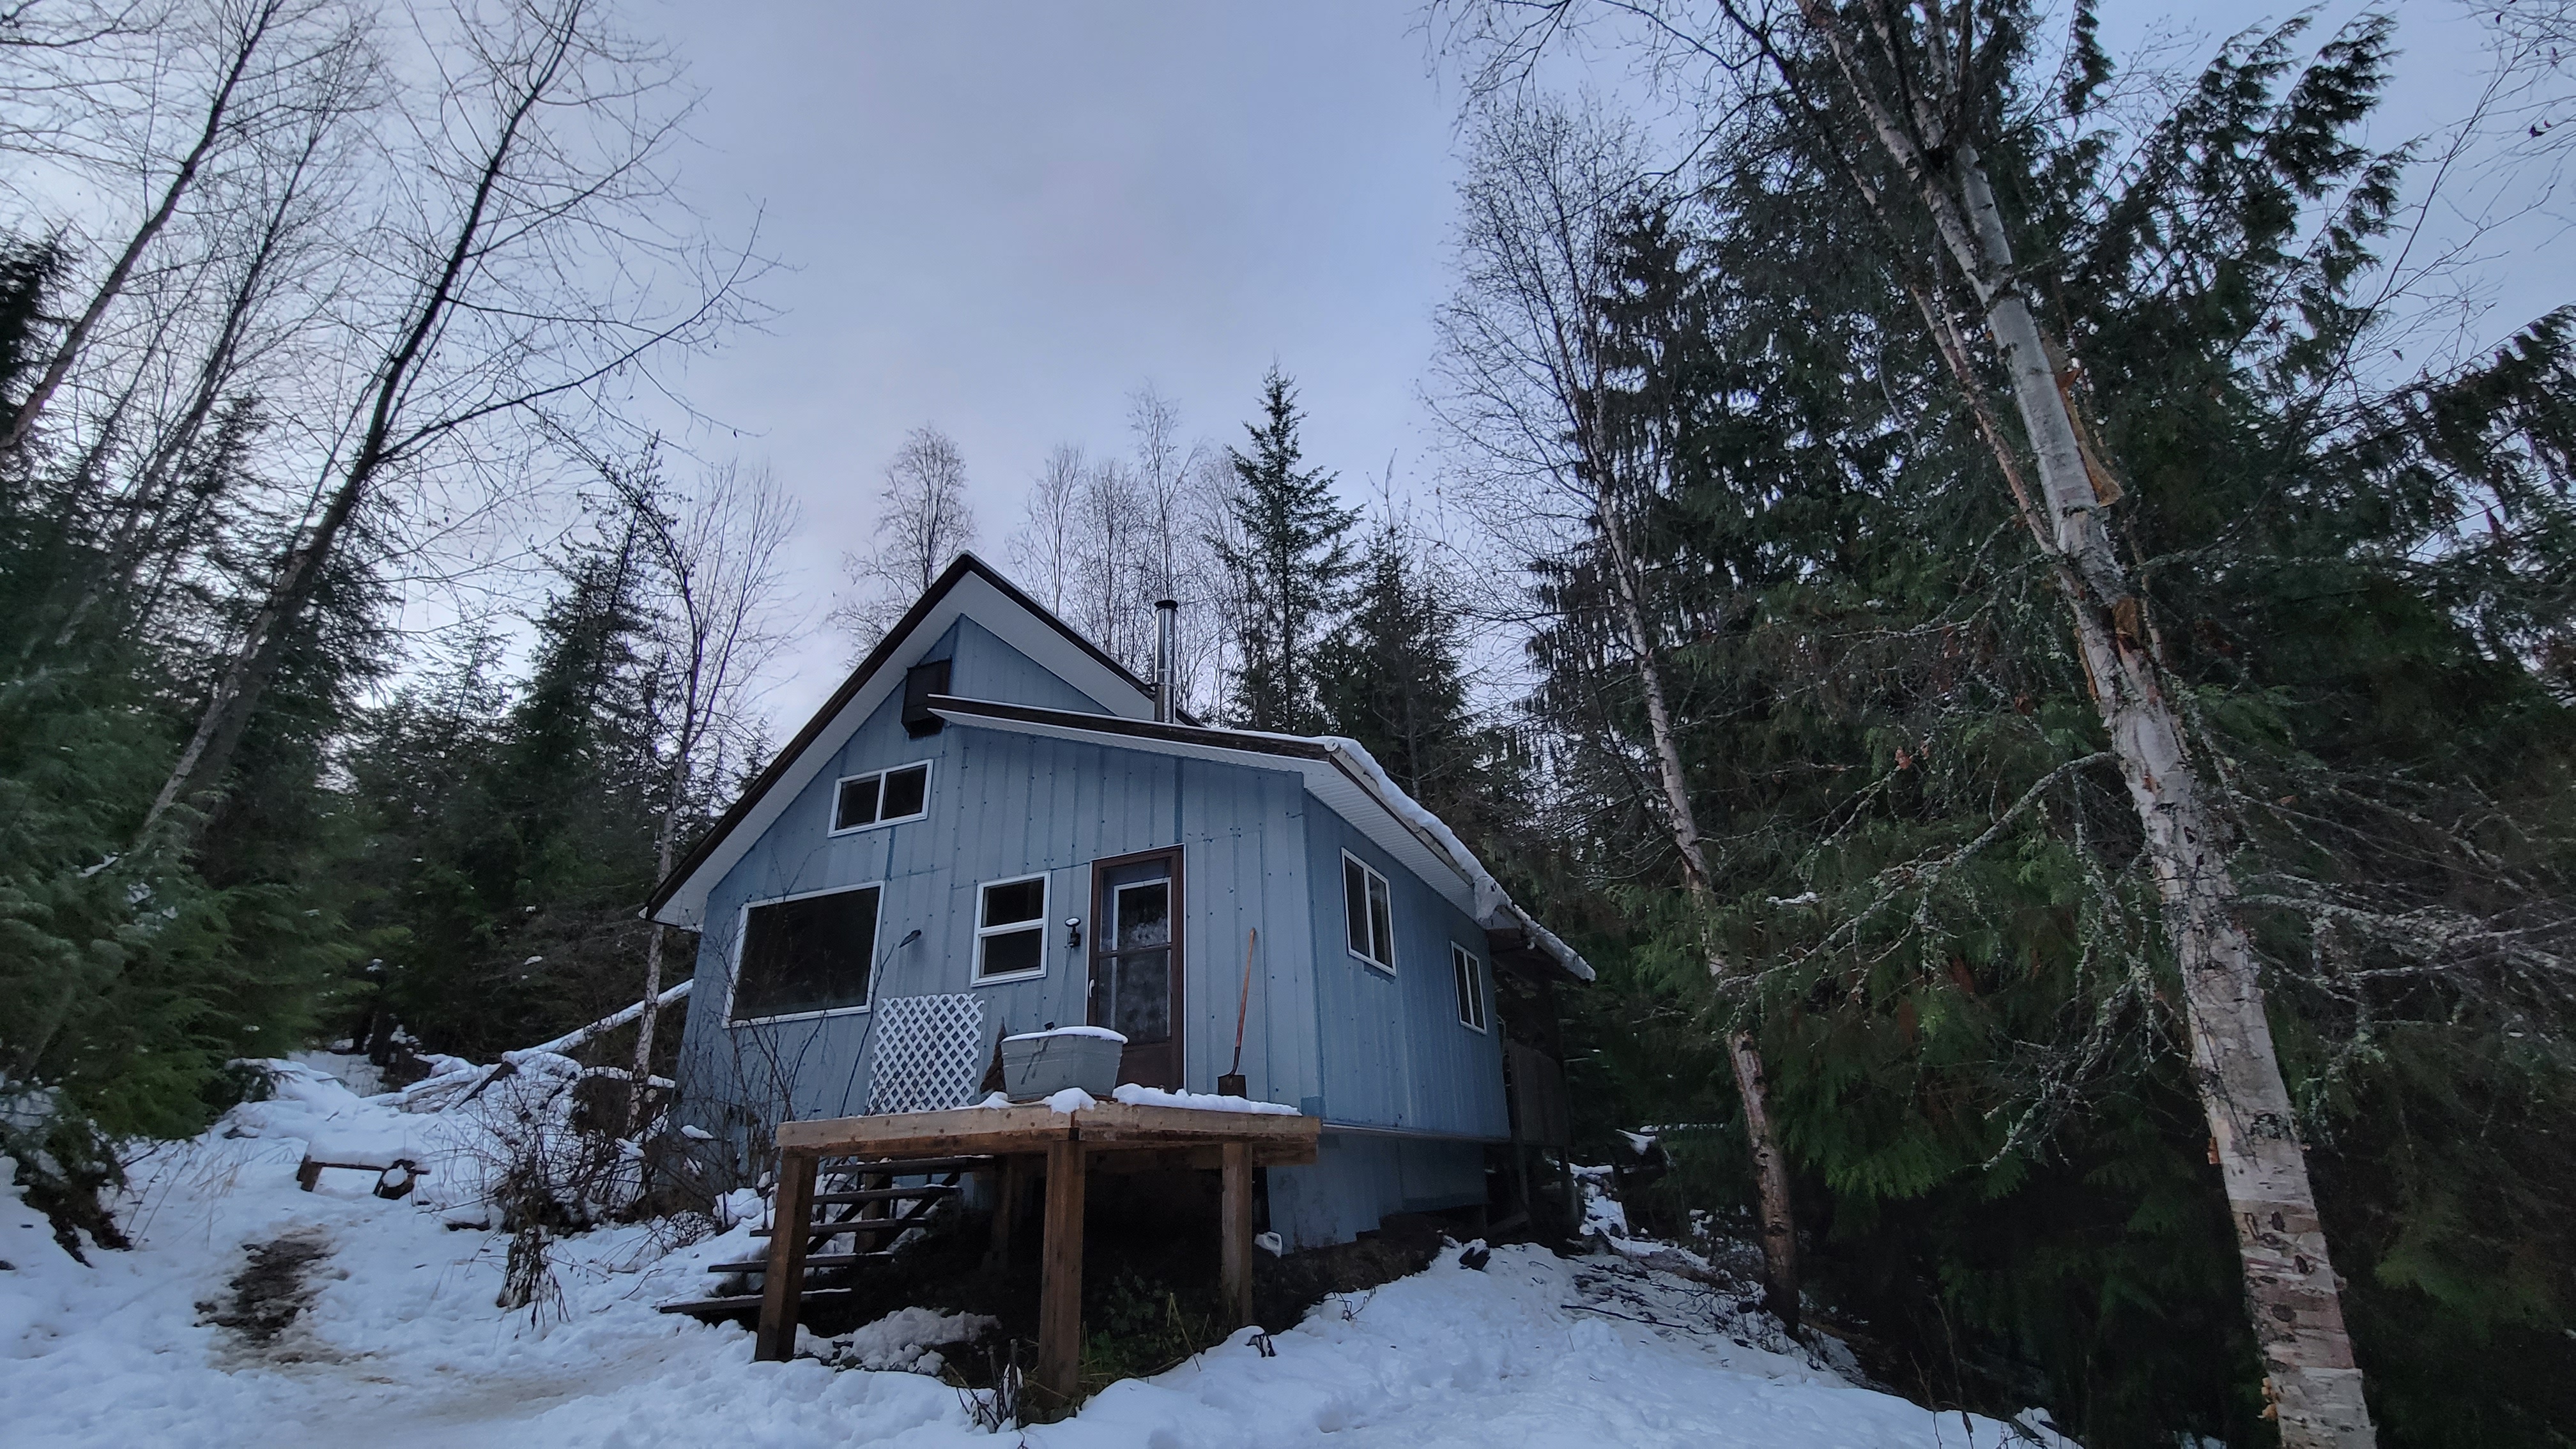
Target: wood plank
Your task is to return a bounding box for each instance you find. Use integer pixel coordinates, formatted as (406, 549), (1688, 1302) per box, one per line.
(1036, 1138), (1087, 1406)
(753, 1151), (817, 1362)
(657, 1287), (862, 1316)
(1068, 1101), (1319, 1145)
(777, 1105), (1070, 1155)
(1220, 1140), (1254, 1328)
(710, 1250), (891, 1273)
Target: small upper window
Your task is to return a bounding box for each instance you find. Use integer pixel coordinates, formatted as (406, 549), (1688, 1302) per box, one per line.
(976, 873), (1048, 981)
(1452, 943), (1488, 1032)
(1343, 852), (1395, 972)
(833, 762), (931, 833)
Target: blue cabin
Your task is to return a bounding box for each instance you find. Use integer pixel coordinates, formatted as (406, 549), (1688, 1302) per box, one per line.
(647, 555), (1590, 1249)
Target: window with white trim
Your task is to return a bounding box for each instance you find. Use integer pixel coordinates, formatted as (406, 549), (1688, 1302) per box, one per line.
(1342, 851), (1395, 972)
(976, 873), (1048, 981)
(1452, 943), (1488, 1032)
(832, 761), (931, 833)
(730, 884), (881, 1023)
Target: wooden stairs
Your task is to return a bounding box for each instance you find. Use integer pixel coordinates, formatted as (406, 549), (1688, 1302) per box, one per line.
(657, 1154), (992, 1318)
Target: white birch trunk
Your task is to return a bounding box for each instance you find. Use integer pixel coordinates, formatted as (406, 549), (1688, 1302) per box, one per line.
(1782, 6), (2379, 1426)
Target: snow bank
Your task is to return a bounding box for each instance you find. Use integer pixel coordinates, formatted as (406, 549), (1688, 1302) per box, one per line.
(2, 1059), (2076, 1449)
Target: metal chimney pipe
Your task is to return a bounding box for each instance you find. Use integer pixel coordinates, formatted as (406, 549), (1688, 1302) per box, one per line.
(1154, 598), (1178, 723)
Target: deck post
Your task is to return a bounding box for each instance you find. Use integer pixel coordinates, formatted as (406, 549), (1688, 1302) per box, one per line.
(1036, 1138), (1087, 1402)
(754, 1151), (818, 1361)
(986, 1153), (1025, 1271)
(1220, 1140), (1255, 1328)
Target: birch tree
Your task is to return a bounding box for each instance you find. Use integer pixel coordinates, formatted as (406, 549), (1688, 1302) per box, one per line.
(832, 423), (975, 650)
(1009, 441), (1084, 614)
(134, 0), (751, 848)
(1429, 93), (1805, 1326)
(2, 0), (358, 459)
(606, 454), (796, 1137)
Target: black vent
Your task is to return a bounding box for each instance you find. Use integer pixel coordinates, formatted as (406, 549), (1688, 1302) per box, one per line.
(901, 659), (951, 738)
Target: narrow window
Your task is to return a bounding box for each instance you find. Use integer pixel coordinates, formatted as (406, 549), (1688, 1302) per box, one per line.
(731, 884), (880, 1022)
(1342, 851), (1395, 972)
(976, 873), (1048, 981)
(1452, 943), (1487, 1032)
(831, 761), (932, 834)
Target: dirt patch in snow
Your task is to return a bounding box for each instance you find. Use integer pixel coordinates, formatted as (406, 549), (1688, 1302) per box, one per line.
(197, 1227), (344, 1362)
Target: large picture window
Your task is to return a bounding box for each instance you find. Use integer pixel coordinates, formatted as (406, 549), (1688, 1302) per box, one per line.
(730, 884), (881, 1022)
(975, 873), (1048, 981)
(1342, 852), (1395, 972)
(1452, 943), (1488, 1032)
(832, 762), (931, 834)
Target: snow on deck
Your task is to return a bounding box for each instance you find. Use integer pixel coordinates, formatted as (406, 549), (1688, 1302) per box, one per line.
(3, 1061), (2067, 1448)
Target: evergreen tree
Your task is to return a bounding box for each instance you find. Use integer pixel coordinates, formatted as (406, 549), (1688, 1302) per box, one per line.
(1472, 15), (2576, 1445)
(1315, 526), (1485, 814)
(344, 526), (664, 1059)
(1216, 369), (1357, 732)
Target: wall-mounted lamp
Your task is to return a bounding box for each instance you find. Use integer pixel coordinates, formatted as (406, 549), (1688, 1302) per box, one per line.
(897, 928), (922, 948)
(1065, 917), (1083, 950)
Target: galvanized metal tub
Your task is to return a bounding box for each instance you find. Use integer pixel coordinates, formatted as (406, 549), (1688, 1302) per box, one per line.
(1000, 1027), (1125, 1101)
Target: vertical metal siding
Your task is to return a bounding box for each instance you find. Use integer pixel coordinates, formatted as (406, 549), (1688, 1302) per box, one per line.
(1300, 804), (1511, 1139)
(674, 629), (1324, 1132)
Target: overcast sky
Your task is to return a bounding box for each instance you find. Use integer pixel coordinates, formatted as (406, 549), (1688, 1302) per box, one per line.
(636, 1), (2568, 733)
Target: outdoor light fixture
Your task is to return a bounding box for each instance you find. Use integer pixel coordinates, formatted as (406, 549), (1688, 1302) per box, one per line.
(1066, 917), (1083, 949)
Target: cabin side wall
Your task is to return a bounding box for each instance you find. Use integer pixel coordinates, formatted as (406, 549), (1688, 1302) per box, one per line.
(673, 620), (1323, 1155)
(1297, 804), (1508, 1138)
(1257, 801), (1507, 1248)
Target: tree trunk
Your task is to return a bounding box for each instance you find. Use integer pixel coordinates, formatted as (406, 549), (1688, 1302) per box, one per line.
(3, 0), (278, 456)
(1798, 24), (2377, 1430)
(626, 804), (680, 1137)
(1598, 494), (1803, 1330)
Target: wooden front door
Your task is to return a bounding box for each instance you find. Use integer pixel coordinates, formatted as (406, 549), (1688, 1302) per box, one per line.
(1088, 848), (1182, 1088)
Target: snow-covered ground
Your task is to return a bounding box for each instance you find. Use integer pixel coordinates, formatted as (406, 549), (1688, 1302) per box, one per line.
(3, 1059), (2071, 1447)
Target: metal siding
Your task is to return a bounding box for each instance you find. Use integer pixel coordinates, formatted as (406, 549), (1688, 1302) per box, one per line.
(675, 638), (1322, 1129)
(947, 614), (1109, 713)
(1301, 802), (1510, 1139)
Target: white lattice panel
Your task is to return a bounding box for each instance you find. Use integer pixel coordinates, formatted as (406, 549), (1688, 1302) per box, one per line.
(864, 993), (986, 1115)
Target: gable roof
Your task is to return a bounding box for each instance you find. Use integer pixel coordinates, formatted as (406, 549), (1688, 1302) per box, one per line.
(645, 552), (1171, 928)
(646, 553), (1593, 983)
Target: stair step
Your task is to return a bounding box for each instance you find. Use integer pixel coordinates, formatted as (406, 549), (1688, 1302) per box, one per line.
(656, 1287), (862, 1317)
(705, 1250), (896, 1274)
(821, 1154), (993, 1176)
(808, 1184), (959, 1206)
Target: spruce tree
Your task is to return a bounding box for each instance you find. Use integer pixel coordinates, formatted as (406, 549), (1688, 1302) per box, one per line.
(1216, 369), (1356, 732)
(1316, 526), (1482, 811)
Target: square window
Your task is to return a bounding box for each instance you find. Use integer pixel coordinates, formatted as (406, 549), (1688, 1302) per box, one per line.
(831, 762), (931, 834)
(880, 762), (929, 820)
(1342, 852), (1395, 972)
(976, 873), (1048, 981)
(731, 885), (880, 1022)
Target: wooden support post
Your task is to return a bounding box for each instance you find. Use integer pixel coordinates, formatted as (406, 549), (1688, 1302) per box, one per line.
(754, 1151), (818, 1362)
(1220, 1140), (1255, 1328)
(1036, 1139), (1087, 1404)
(986, 1154), (1025, 1271)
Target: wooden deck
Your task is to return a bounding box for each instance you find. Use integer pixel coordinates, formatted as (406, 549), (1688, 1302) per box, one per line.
(756, 1100), (1320, 1404)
